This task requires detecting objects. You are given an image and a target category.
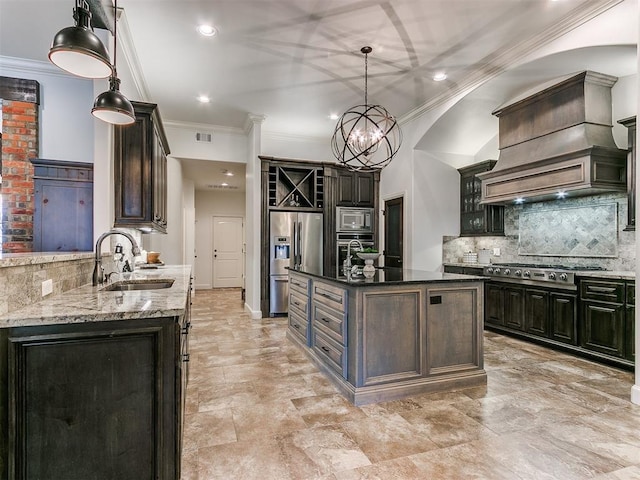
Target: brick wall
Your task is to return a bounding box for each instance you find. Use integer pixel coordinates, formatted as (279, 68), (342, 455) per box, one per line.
(1, 99), (39, 252)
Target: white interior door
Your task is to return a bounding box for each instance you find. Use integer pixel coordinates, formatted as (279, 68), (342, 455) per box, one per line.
(213, 216), (244, 288)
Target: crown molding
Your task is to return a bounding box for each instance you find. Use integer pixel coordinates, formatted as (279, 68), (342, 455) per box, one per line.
(262, 130), (329, 143)
(116, 9), (152, 102)
(400, 0), (625, 126)
(163, 119), (246, 136)
(0, 56), (78, 79)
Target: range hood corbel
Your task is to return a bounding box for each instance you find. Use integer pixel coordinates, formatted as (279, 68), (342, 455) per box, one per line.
(478, 71), (627, 205)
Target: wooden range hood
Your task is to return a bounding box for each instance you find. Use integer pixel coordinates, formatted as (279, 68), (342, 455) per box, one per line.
(478, 71), (627, 205)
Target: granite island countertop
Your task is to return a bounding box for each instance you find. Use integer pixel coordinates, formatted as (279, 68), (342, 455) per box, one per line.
(0, 265), (192, 328)
(290, 266), (487, 286)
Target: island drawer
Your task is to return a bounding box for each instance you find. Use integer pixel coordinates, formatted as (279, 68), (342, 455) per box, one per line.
(312, 281), (347, 314)
(289, 310), (309, 343)
(290, 274), (310, 297)
(580, 280), (625, 304)
(312, 303), (346, 345)
(312, 329), (347, 378)
(289, 291), (308, 316)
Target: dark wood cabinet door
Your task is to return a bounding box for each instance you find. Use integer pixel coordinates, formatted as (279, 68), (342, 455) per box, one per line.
(337, 171), (355, 206)
(114, 101), (170, 233)
(550, 292), (577, 345)
(525, 288), (549, 336)
(458, 160), (504, 236)
(7, 319), (179, 480)
(625, 281), (635, 362)
(580, 301), (625, 358)
(504, 286), (525, 331)
(355, 173), (374, 206)
(485, 283), (504, 326)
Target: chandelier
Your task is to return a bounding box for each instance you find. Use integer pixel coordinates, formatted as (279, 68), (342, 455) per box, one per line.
(331, 46), (402, 171)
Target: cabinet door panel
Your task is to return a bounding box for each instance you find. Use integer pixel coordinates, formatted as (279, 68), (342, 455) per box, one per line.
(355, 174), (374, 206)
(8, 322), (176, 480)
(550, 293), (577, 345)
(485, 283), (504, 326)
(504, 286), (525, 331)
(581, 301), (625, 357)
(525, 289), (549, 336)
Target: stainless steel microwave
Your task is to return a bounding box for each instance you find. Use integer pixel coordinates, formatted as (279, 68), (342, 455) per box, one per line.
(336, 207), (374, 233)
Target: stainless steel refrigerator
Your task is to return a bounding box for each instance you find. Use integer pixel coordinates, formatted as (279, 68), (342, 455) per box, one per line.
(269, 211), (323, 315)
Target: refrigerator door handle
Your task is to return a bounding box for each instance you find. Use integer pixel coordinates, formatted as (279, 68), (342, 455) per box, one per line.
(296, 221), (302, 267)
(292, 220), (298, 268)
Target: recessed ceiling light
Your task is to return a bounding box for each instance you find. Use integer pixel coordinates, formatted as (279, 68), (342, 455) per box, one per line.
(221, 182), (229, 187)
(433, 72), (447, 82)
(329, 113), (339, 120)
(556, 191), (567, 199)
(197, 95), (211, 103)
(197, 24), (217, 37)
(223, 170), (234, 177)
(515, 197), (525, 204)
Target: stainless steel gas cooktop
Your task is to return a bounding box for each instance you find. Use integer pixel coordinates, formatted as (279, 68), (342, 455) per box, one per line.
(483, 263), (606, 289)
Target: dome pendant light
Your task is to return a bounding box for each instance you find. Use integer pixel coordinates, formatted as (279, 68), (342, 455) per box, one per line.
(91, 0), (135, 125)
(331, 46), (402, 171)
(48, 0), (112, 79)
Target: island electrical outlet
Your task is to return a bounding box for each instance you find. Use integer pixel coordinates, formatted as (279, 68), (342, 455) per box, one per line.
(42, 279), (53, 296)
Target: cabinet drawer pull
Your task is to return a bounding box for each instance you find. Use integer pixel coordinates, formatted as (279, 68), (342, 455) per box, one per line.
(588, 286), (617, 293)
(320, 346), (331, 353)
(293, 323), (300, 330)
(293, 301), (301, 306)
(182, 353), (190, 362)
(316, 291), (342, 303)
(321, 317), (330, 323)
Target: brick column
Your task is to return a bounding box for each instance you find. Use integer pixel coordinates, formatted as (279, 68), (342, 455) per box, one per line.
(1, 99), (39, 252)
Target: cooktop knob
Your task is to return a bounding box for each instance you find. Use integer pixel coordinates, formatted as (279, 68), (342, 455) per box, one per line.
(560, 273), (568, 281)
(514, 270), (522, 276)
(487, 267), (494, 274)
(523, 270), (531, 277)
(548, 272), (556, 280)
(494, 268), (501, 274)
(503, 269), (511, 275)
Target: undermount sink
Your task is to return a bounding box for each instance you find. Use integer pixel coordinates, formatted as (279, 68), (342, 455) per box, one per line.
(101, 279), (175, 291)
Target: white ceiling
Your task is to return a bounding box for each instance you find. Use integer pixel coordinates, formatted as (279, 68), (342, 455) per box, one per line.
(0, 0), (636, 190)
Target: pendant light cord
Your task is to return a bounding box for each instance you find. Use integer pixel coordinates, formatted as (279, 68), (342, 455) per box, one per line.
(364, 50), (368, 106)
(113, 0), (118, 74)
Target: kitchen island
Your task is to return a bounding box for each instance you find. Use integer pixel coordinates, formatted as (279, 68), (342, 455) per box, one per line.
(287, 267), (487, 405)
(0, 265), (192, 480)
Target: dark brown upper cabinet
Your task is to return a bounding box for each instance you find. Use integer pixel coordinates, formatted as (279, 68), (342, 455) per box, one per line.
(114, 101), (170, 233)
(336, 170), (377, 207)
(618, 116), (636, 231)
(458, 160), (504, 236)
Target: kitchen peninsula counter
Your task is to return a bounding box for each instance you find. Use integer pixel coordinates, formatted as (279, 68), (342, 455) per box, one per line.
(0, 265), (192, 479)
(287, 267), (487, 405)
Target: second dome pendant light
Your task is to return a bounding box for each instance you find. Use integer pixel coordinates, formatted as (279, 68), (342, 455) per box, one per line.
(91, 0), (135, 125)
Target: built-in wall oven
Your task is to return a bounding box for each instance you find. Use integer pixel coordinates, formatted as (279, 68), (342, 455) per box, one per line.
(336, 233), (374, 277)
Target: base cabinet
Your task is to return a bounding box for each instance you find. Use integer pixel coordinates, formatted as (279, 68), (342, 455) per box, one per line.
(484, 277), (633, 369)
(2, 316), (188, 480)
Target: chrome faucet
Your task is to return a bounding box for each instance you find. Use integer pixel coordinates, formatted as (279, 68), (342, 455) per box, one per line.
(93, 230), (141, 286)
(345, 239), (363, 271)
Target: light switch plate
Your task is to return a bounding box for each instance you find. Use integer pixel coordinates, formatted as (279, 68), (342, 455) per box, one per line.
(492, 247), (501, 256)
(42, 279), (53, 296)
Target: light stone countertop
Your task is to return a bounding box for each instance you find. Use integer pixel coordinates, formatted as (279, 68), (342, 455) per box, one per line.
(575, 271), (635, 281)
(0, 265), (192, 328)
(0, 252), (94, 268)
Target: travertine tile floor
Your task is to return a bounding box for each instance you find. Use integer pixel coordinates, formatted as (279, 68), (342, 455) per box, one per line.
(181, 288), (640, 480)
